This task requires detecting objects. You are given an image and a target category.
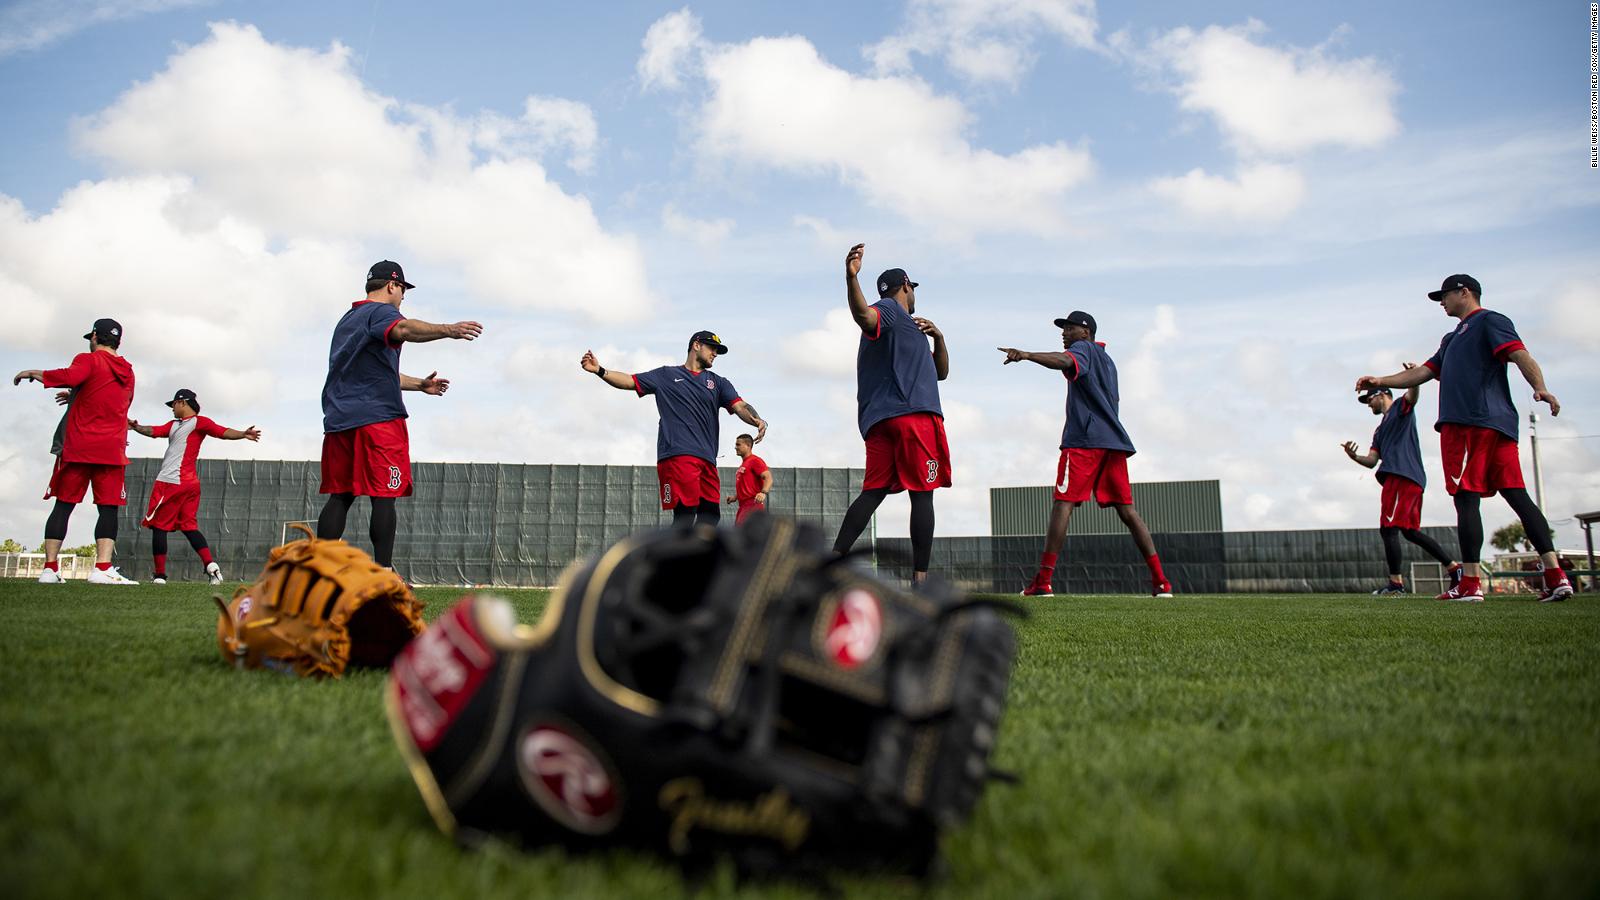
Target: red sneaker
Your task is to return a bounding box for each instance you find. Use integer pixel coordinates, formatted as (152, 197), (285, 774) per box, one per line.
(1437, 580), (1484, 602)
(1153, 580), (1173, 598)
(1020, 576), (1053, 597)
(1539, 572), (1573, 603)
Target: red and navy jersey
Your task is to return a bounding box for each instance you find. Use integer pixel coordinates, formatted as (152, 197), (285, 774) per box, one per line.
(1061, 340), (1135, 453)
(322, 300), (407, 433)
(856, 299), (942, 438)
(150, 415), (228, 484)
(41, 351), (135, 466)
(735, 455), (769, 502)
(1424, 308), (1525, 440)
(634, 365), (741, 464)
(1370, 396), (1426, 488)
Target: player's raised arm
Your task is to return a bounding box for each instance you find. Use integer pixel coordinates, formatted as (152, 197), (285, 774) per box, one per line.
(1400, 363), (1422, 408)
(581, 350), (640, 391)
(844, 244), (880, 335)
(1341, 440), (1379, 468)
(1505, 348), (1560, 416)
(390, 318), (483, 343)
(997, 347), (1073, 371)
(1355, 364), (1433, 393)
(223, 426), (262, 442)
(401, 371), (451, 395)
(916, 318), (949, 380)
(732, 400), (768, 444)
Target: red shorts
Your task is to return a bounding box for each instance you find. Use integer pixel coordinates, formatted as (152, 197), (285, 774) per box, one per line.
(46, 460), (127, 506)
(863, 413), (951, 493)
(1439, 424), (1523, 497)
(143, 480), (201, 532)
(1378, 476), (1423, 530)
(1054, 448), (1133, 507)
(657, 455), (720, 508)
(735, 501), (765, 525)
(320, 418), (413, 497)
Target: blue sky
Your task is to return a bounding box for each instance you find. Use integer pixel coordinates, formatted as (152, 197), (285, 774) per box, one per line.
(1, 0), (1597, 553)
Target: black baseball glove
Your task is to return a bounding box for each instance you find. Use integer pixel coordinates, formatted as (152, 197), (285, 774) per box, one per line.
(386, 515), (1021, 876)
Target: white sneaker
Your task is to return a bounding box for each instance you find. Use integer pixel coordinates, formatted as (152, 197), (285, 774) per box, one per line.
(37, 568), (63, 584)
(87, 566), (139, 585)
(152, 576), (168, 585)
(206, 562), (223, 585)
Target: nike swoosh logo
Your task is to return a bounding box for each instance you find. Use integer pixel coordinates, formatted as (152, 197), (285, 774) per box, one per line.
(673, 378), (683, 382)
(1385, 496), (1400, 523)
(1447, 448), (1469, 488)
(1057, 477), (1070, 492)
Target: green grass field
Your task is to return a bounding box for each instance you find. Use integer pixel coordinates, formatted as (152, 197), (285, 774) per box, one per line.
(2, 579), (1596, 899)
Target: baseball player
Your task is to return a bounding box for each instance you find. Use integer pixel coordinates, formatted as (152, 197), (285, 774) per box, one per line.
(1342, 374), (1463, 595)
(317, 261), (483, 570)
(581, 331), (769, 528)
(725, 433), (772, 525)
(1356, 274), (1571, 602)
(128, 389), (261, 584)
(999, 312), (1172, 598)
(831, 244), (951, 586)
(12, 318), (139, 584)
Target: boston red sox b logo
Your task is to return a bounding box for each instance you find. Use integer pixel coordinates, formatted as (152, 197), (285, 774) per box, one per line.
(661, 483), (673, 505)
(517, 724), (622, 834)
(388, 466), (403, 490)
(925, 459), (938, 483)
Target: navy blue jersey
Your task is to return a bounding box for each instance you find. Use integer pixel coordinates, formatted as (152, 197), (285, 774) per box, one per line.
(1424, 309), (1525, 440)
(322, 300), (407, 433)
(1371, 396), (1426, 488)
(856, 299), (942, 437)
(1061, 340), (1135, 453)
(634, 365), (741, 464)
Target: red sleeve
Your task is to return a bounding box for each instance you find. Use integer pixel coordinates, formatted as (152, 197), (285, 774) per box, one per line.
(1492, 340), (1526, 362)
(1399, 397), (1413, 414)
(631, 374), (645, 396)
(40, 353), (94, 389)
(751, 457), (768, 476)
(198, 416), (228, 438)
(1062, 352), (1082, 382)
(383, 315), (406, 348)
(150, 421), (174, 438)
(727, 395), (743, 411)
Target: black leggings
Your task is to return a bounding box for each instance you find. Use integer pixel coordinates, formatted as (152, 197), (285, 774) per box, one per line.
(833, 489), (936, 572)
(43, 501), (117, 543)
(1380, 526), (1452, 576)
(1454, 487), (1554, 563)
(670, 501), (722, 528)
(317, 493), (397, 567)
(151, 529), (208, 556)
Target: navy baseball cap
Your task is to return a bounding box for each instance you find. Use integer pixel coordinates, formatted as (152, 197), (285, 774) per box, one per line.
(689, 330), (728, 354)
(1358, 387), (1392, 404)
(368, 260), (416, 290)
(1053, 311), (1097, 336)
(876, 268), (918, 297)
(165, 388), (200, 412)
(1428, 274), (1480, 301)
(83, 318), (123, 344)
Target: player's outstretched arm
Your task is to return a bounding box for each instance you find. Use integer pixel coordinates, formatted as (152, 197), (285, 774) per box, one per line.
(844, 243), (880, 335)
(401, 371), (451, 395)
(1341, 441), (1379, 468)
(997, 348), (1072, 371)
(223, 426), (262, 442)
(917, 318), (949, 380)
(128, 419), (157, 438)
(580, 350), (639, 391)
(13, 369), (45, 386)
(1355, 365), (1433, 393)
(1505, 349), (1559, 416)
(732, 400), (768, 444)
(390, 319), (483, 344)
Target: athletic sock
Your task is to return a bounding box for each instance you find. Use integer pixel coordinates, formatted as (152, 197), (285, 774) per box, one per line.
(197, 547), (215, 566)
(1146, 553), (1168, 584)
(1388, 577), (1404, 586)
(95, 561), (112, 572)
(1038, 551), (1058, 584)
(44, 560), (59, 572)
(1447, 562), (1463, 573)
(153, 554), (167, 577)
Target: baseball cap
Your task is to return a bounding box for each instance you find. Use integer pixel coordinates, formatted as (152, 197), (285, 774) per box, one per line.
(1358, 387), (1392, 404)
(1427, 274), (1480, 302)
(165, 388), (200, 412)
(876, 268), (918, 297)
(367, 260), (416, 290)
(83, 318), (123, 345)
(1053, 311), (1097, 336)
(690, 330), (729, 354)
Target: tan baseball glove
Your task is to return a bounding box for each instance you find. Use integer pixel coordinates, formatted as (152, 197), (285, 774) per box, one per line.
(214, 524), (425, 678)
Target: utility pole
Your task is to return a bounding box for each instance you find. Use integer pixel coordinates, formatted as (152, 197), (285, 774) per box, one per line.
(1529, 411), (1545, 512)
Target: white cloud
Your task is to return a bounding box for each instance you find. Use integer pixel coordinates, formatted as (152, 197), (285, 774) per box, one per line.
(865, 0), (1098, 86)
(1149, 163), (1307, 223)
(638, 7), (704, 91)
(68, 22), (649, 323)
(781, 308), (861, 378)
(0, 0), (206, 57)
(661, 204), (734, 245)
(1545, 280), (1600, 352)
(1140, 20), (1400, 157)
(646, 25), (1093, 238)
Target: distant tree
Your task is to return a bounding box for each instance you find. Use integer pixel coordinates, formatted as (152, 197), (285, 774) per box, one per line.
(0, 538), (24, 553)
(1490, 522), (1555, 553)
(65, 544), (97, 558)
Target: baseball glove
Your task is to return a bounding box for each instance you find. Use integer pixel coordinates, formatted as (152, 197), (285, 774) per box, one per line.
(386, 515), (1020, 876)
(214, 524), (425, 678)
